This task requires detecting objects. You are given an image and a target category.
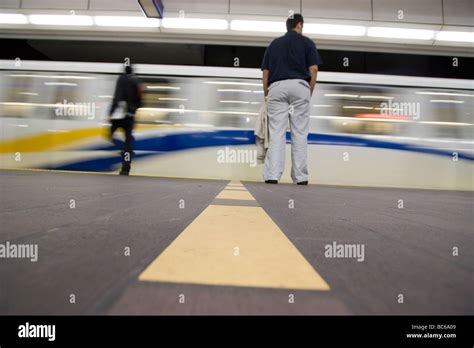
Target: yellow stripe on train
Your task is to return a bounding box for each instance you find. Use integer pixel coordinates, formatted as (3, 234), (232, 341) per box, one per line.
(0, 128), (106, 153)
(0, 124), (174, 153)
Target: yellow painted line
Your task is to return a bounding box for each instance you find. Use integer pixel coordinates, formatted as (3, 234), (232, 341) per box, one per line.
(225, 187), (247, 191)
(224, 187), (247, 191)
(227, 183), (244, 188)
(139, 204), (330, 290)
(225, 185), (247, 191)
(215, 189), (256, 201)
(225, 181), (246, 188)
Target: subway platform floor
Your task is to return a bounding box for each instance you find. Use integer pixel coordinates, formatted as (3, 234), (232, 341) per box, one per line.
(0, 169), (472, 315)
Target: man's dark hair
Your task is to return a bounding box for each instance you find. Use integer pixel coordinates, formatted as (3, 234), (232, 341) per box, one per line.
(125, 65), (133, 74)
(286, 14), (304, 32)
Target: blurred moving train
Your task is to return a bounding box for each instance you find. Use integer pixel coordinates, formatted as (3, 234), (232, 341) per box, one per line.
(0, 60), (472, 190)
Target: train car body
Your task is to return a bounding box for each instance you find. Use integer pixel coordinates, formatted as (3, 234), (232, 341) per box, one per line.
(0, 60), (472, 190)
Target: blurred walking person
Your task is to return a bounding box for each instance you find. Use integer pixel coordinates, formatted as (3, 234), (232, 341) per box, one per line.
(109, 65), (143, 175)
(261, 14), (322, 185)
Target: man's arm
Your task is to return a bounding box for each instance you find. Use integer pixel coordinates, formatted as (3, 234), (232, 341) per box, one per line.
(135, 79), (144, 108)
(262, 69), (270, 97)
(308, 65), (318, 96)
(109, 76), (122, 119)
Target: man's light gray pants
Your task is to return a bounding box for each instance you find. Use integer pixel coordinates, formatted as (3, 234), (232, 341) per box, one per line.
(263, 79), (311, 183)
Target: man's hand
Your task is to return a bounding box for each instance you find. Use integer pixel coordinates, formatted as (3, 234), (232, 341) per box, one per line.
(262, 69), (270, 97)
(308, 65), (318, 96)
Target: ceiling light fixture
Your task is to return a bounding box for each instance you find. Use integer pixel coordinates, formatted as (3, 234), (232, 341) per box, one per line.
(29, 14), (93, 26)
(162, 18), (228, 30)
(94, 16), (159, 27)
(0, 13), (28, 24)
(368, 27), (434, 40)
(436, 31), (474, 43)
(304, 23), (366, 36)
(230, 20), (285, 33)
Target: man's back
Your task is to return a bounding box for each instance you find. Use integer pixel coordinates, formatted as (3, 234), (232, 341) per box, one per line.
(262, 31), (322, 85)
(110, 73), (142, 116)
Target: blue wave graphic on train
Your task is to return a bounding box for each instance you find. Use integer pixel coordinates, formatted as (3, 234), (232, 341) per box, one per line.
(48, 130), (474, 172)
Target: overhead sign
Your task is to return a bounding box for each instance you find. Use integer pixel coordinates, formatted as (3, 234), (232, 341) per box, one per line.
(138, 0), (164, 19)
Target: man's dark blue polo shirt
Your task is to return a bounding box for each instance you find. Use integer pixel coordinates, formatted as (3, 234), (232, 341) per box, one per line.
(261, 31), (322, 85)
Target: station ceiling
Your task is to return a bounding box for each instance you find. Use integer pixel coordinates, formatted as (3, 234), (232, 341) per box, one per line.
(0, 0), (473, 55)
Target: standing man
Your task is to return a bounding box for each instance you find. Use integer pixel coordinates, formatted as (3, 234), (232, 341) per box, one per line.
(261, 14), (322, 185)
(109, 65), (143, 175)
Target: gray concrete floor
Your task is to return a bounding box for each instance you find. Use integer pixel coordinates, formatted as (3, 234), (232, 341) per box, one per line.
(0, 170), (472, 314)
